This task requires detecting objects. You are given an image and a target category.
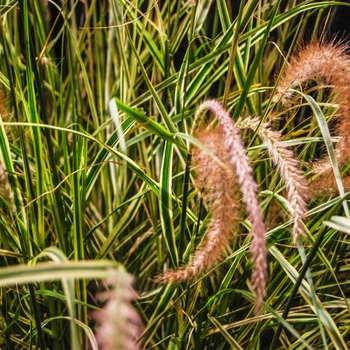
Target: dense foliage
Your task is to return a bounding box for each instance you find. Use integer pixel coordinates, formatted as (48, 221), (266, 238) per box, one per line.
(1, 0), (350, 349)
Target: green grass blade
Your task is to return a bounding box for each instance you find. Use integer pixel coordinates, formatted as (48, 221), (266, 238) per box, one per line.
(159, 142), (178, 267)
(325, 216), (350, 235)
(208, 316), (244, 350)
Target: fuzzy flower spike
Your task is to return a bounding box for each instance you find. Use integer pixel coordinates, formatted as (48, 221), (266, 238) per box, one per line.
(158, 125), (240, 282)
(275, 40), (350, 191)
(237, 117), (309, 243)
(158, 100), (268, 313)
(92, 268), (142, 350)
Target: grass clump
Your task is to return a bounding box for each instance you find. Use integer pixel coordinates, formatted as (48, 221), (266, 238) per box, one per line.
(1, 1), (350, 349)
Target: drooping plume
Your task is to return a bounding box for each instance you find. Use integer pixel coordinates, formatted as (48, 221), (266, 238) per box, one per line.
(158, 126), (239, 283)
(158, 100), (268, 312)
(275, 41), (350, 167)
(237, 116), (308, 243)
